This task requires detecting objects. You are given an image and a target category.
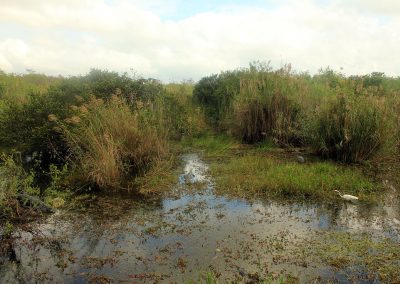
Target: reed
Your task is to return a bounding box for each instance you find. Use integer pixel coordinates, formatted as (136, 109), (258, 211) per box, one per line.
(63, 95), (168, 190)
(312, 94), (388, 163)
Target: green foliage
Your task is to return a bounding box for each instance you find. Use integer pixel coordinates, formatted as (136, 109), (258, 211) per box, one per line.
(181, 133), (239, 158)
(3, 221), (14, 237)
(312, 95), (388, 163)
(211, 154), (376, 199)
(232, 66), (303, 145)
(194, 64), (306, 145)
(0, 154), (38, 220)
(0, 69), (208, 196)
(78, 69), (163, 102)
(159, 82), (206, 140)
(0, 90), (73, 165)
(0, 70), (61, 101)
(193, 71), (240, 125)
(194, 63), (400, 163)
(0, 69), (165, 162)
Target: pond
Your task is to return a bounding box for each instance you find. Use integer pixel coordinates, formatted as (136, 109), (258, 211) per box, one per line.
(1, 154), (399, 283)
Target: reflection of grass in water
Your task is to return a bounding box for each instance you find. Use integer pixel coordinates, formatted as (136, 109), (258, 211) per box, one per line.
(309, 232), (400, 283)
(210, 153), (377, 200)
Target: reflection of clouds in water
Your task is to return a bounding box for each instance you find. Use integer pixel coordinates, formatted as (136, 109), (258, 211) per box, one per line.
(324, 200), (400, 238)
(334, 203), (377, 230)
(182, 154), (209, 183)
(2, 153), (400, 283)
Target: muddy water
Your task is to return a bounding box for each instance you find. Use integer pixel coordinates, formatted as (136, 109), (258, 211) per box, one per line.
(1, 154), (399, 283)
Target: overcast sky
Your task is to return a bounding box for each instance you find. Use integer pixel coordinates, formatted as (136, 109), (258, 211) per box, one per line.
(0, 0), (399, 81)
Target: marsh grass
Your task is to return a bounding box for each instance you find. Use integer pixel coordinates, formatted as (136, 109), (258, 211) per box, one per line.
(210, 154), (377, 200)
(159, 82), (207, 140)
(180, 133), (240, 158)
(64, 95), (168, 190)
(133, 157), (178, 195)
(312, 95), (389, 163)
(231, 67), (303, 145)
(0, 71), (60, 102)
(194, 64), (400, 164)
(310, 232), (400, 283)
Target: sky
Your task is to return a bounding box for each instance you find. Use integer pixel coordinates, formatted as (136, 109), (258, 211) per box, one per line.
(0, 0), (399, 81)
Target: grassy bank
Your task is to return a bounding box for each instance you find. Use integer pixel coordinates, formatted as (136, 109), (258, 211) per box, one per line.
(180, 134), (380, 201)
(210, 153), (377, 200)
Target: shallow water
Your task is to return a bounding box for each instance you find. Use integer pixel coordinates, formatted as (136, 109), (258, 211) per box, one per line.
(1, 153), (399, 283)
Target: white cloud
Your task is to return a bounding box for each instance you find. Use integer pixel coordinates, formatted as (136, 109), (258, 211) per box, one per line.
(338, 0), (400, 15)
(0, 0), (399, 81)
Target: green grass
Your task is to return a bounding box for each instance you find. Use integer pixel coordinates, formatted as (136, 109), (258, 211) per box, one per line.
(133, 157), (178, 195)
(210, 154), (377, 200)
(180, 133), (240, 158)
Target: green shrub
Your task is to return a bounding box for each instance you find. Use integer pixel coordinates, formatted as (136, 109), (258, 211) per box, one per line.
(161, 83), (206, 140)
(0, 154), (38, 220)
(193, 71), (240, 126)
(0, 70), (166, 169)
(0, 89), (75, 168)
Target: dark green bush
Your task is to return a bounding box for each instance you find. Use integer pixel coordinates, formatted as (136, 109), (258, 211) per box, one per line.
(0, 90), (73, 165)
(0, 154), (38, 220)
(193, 71), (240, 125)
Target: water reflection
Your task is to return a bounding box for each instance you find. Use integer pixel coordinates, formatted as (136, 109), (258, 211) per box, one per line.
(0, 154), (399, 283)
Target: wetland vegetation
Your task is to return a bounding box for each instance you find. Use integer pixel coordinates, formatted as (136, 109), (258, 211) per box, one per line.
(0, 64), (399, 283)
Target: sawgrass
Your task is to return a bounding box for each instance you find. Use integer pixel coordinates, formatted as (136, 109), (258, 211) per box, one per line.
(210, 153), (377, 200)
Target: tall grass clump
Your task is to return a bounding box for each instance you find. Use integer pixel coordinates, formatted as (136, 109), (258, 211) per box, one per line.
(63, 95), (168, 190)
(230, 65), (304, 145)
(312, 94), (388, 163)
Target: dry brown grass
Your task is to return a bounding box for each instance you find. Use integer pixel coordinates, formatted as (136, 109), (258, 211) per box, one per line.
(64, 95), (168, 190)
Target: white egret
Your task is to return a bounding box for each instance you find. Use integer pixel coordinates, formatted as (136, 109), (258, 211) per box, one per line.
(333, 190), (359, 201)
